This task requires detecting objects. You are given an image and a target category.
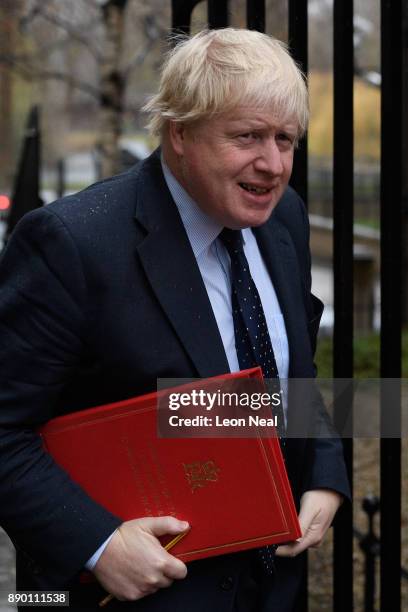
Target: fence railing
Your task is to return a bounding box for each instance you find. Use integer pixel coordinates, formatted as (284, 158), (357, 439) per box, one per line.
(169, 1), (404, 610)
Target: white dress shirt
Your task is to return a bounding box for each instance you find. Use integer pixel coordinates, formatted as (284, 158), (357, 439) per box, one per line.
(161, 157), (289, 381)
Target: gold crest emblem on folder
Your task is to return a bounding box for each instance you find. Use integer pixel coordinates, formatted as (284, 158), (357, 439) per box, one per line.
(183, 460), (221, 493)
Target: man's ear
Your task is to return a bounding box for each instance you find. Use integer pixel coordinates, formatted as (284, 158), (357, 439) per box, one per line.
(168, 121), (187, 156)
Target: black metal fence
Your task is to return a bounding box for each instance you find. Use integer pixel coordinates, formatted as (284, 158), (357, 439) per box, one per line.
(169, 1), (404, 610)
(2, 1), (404, 609)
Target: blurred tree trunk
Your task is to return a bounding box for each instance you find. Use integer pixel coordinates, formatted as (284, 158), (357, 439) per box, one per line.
(98, 0), (128, 178)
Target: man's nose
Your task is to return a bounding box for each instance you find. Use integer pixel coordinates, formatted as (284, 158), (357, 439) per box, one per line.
(253, 141), (283, 176)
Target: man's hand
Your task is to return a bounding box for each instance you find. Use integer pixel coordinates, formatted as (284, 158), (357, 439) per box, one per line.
(93, 516), (189, 601)
(276, 489), (342, 558)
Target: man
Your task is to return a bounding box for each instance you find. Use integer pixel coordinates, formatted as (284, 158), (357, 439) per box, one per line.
(0, 28), (349, 611)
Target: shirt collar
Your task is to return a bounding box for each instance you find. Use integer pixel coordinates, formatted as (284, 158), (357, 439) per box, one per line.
(161, 155), (223, 258)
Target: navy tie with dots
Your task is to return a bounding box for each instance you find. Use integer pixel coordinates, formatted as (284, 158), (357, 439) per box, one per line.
(219, 227), (285, 576)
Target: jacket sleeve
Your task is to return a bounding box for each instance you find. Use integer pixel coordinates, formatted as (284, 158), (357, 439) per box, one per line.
(0, 207), (121, 586)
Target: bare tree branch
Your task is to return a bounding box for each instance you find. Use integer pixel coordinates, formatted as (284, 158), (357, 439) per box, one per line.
(123, 102), (144, 114)
(0, 54), (100, 99)
(19, 0), (55, 30)
(122, 38), (156, 78)
(0, 56), (31, 80)
(20, 2), (103, 61)
(0, 50), (35, 65)
(122, 14), (167, 78)
(34, 69), (100, 99)
(35, 34), (84, 58)
(86, 0), (105, 8)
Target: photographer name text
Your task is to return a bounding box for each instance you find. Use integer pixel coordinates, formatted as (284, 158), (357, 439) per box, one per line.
(168, 414), (278, 428)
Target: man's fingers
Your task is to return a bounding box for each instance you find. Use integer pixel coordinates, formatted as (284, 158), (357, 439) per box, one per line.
(276, 530), (321, 557)
(275, 531), (314, 557)
(156, 576), (173, 589)
(276, 496), (321, 557)
(297, 501), (320, 538)
(137, 516), (190, 538)
(162, 553), (188, 580)
(140, 573), (174, 593)
(274, 519), (314, 557)
(93, 516), (190, 602)
(277, 490), (343, 557)
(275, 542), (304, 557)
(275, 524), (317, 557)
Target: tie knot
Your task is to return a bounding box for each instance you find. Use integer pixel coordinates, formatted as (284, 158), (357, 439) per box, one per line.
(219, 228), (244, 255)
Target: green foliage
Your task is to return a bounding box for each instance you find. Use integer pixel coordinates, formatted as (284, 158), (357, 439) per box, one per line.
(314, 336), (334, 378)
(354, 219), (380, 231)
(315, 330), (408, 378)
(352, 334), (380, 378)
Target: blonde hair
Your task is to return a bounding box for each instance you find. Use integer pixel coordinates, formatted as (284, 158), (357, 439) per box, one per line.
(143, 28), (309, 138)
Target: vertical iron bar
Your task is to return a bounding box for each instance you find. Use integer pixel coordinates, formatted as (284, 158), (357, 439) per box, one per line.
(332, 1), (354, 611)
(171, 0), (203, 35)
(208, 0), (228, 29)
(287, 3), (308, 609)
(364, 544), (375, 612)
(288, 0), (308, 206)
(380, 0), (402, 610)
(360, 495), (380, 612)
(402, 2), (408, 330)
(246, 0), (265, 32)
(5, 106), (42, 242)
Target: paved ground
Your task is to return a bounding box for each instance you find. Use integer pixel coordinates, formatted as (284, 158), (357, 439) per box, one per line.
(0, 529), (16, 611)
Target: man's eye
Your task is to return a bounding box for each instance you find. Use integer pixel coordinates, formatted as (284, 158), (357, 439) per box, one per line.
(277, 133), (294, 145)
(238, 132), (258, 141)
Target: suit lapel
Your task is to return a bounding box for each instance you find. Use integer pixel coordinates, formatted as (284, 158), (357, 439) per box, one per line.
(133, 152), (230, 378)
(254, 218), (314, 378)
(254, 218), (317, 436)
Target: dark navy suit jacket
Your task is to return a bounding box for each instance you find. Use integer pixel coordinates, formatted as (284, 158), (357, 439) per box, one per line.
(0, 150), (349, 610)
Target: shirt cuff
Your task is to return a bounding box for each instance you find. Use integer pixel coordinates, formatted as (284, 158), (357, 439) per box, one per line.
(85, 529), (117, 571)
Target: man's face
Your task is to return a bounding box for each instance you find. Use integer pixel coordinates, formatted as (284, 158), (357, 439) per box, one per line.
(169, 107), (297, 229)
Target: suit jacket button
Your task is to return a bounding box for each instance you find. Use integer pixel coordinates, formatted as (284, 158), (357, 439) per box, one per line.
(219, 576), (234, 591)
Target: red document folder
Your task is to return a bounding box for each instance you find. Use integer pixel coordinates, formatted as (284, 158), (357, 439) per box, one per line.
(39, 368), (301, 562)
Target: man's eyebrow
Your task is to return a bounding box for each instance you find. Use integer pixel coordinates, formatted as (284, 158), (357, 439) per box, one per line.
(226, 120), (269, 131)
(226, 120), (298, 134)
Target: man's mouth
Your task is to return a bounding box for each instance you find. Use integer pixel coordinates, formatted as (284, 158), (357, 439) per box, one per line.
(239, 182), (272, 195)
